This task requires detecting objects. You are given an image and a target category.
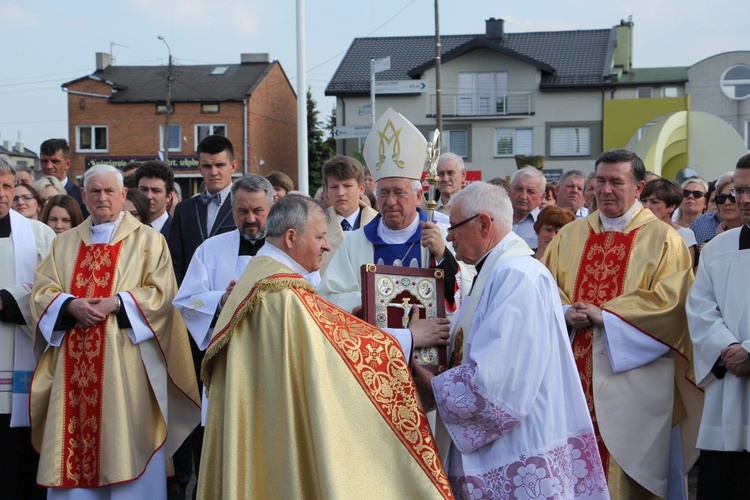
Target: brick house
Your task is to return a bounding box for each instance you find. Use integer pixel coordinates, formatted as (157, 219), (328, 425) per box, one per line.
(63, 53), (297, 194)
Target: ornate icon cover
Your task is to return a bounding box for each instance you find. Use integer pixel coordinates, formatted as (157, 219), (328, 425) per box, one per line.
(360, 264), (447, 374)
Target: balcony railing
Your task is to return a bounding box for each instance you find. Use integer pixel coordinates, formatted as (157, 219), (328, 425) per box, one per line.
(430, 92), (533, 117)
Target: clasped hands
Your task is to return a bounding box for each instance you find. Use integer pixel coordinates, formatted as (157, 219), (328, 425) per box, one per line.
(68, 296), (119, 328)
(721, 343), (750, 377)
(565, 302), (604, 330)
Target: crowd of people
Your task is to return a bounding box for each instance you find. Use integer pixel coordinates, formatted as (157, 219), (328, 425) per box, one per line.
(1, 109), (749, 500)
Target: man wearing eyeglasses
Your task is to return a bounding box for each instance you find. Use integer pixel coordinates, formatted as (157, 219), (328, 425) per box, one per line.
(411, 181), (608, 499)
(320, 108), (472, 351)
(687, 153), (750, 498)
(543, 149), (703, 499)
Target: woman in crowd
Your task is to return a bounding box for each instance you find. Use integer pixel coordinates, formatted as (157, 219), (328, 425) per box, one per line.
(533, 206), (575, 260)
(12, 182), (43, 220)
(540, 184), (557, 210)
(124, 188), (150, 223)
(583, 171), (597, 212)
(673, 177), (708, 228)
(40, 194), (84, 235)
(265, 171), (294, 203)
(35, 175), (67, 204)
(640, 178), (697, 267)
(714, 178), (742, 235)
(705, 181), (718, 215)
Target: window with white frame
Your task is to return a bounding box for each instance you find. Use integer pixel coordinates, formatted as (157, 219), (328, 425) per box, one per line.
(195, 124), (227, 146)
(428, 129), (469, 158)
(443, 130), (468, 157)
(458, 72), (508, 115)
(721, 65), (750, 100)
(160, 124), (181, 152)
(637, 87), (653, 98)
(550, 127), (590, 156)
(663, 87), (679, 98)
(77, 126), (108, 152)
(495, 128), (533, 157)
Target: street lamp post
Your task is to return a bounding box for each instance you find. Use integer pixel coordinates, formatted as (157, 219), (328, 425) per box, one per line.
(157, 36), (173, 168)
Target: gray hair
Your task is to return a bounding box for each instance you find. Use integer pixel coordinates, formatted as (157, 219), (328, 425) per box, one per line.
(84, 164), (123, 189)
(231, 174), (274, 205)
(375, 179), (422, 195)
(680, 176), (709, 192)
(510, 166), (546, 192)
(266, 195), (328, 238)
(0, 155), (15, 177)
(438, 152), (465, 171)
(16, 165), (35, 180)
(448, 182), (512, 232)
(173, 182), (182, 200)
(558, 169), (585, 186)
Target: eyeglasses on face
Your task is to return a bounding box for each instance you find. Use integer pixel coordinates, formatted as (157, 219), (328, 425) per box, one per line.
(682, 189), (705, 199)
(715, 193), (736, 205)
(12, 194), (35, 203)
(447, 213), (494, 234)
(730, 187), (750, 198)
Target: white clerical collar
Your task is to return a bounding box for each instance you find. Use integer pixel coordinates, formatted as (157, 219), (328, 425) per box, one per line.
(599, 201), (642, 232)
(91, 211), (125, 244)
(256, 242), (321, 287)
(150, 211), (169, 233)
(337, 207), (361, 228)
(377, 212), (420, 244)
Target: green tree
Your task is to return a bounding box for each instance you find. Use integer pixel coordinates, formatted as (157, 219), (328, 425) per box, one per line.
(307, 89), (334, 195)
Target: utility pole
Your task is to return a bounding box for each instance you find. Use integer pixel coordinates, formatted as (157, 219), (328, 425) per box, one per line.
(158, 36), (173, 168)
(435, 0), (443, 139)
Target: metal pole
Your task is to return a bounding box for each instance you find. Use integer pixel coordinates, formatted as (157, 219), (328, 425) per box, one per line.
(371, 58), (376, 126)
(434, 0), (442, 138)
(295, 0), (309, 194)
(158, 36), (173, 168)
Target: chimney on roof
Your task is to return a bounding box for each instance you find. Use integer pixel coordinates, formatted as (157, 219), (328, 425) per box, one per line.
(14, 142), (24, 153)
(486, 18), (505, 41)
(96, 52), (111, 71)
(613, 18), (634, 74)
(241, 53), (270, 64)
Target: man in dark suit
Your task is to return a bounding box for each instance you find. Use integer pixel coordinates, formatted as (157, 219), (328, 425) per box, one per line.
(170, 135), (237, 285)
(168, 134), (237, 500)
(39, 139), (88, 217)
(135, 160), (174, 241)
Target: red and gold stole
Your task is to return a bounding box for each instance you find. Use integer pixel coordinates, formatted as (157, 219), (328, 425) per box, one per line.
(296, 287), (453, 499)
(62, 241), (122, 487)
(572, 229), (637, 476)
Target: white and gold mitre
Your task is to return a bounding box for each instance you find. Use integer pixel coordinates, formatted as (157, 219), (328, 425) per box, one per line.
(363, 107), (427, 182)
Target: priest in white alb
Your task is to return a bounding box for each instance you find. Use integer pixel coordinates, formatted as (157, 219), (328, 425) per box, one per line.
(0, 157), (55, 499)
(687, 153), (750, 498)
(413, 182), (609, 499)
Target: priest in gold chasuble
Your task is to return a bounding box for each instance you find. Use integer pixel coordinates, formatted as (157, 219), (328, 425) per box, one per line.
(543, 150), (703, 499)
(199, 195), (452, 500)
(30, 165), (200, 499)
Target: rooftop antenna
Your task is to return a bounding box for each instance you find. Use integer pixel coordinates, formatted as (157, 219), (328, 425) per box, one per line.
(110, 41), (130, 65)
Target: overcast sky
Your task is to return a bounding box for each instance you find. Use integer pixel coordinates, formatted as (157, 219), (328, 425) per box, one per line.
(1, 0), (746, 156)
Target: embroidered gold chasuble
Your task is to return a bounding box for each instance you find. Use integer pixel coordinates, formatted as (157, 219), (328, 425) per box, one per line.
(543, 209), (703, 499)
(30, 213), (201, 488)
(199, 257), (452, 499)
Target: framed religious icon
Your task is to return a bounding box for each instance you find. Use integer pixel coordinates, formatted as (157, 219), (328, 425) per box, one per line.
(360, 264), (447, 374)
